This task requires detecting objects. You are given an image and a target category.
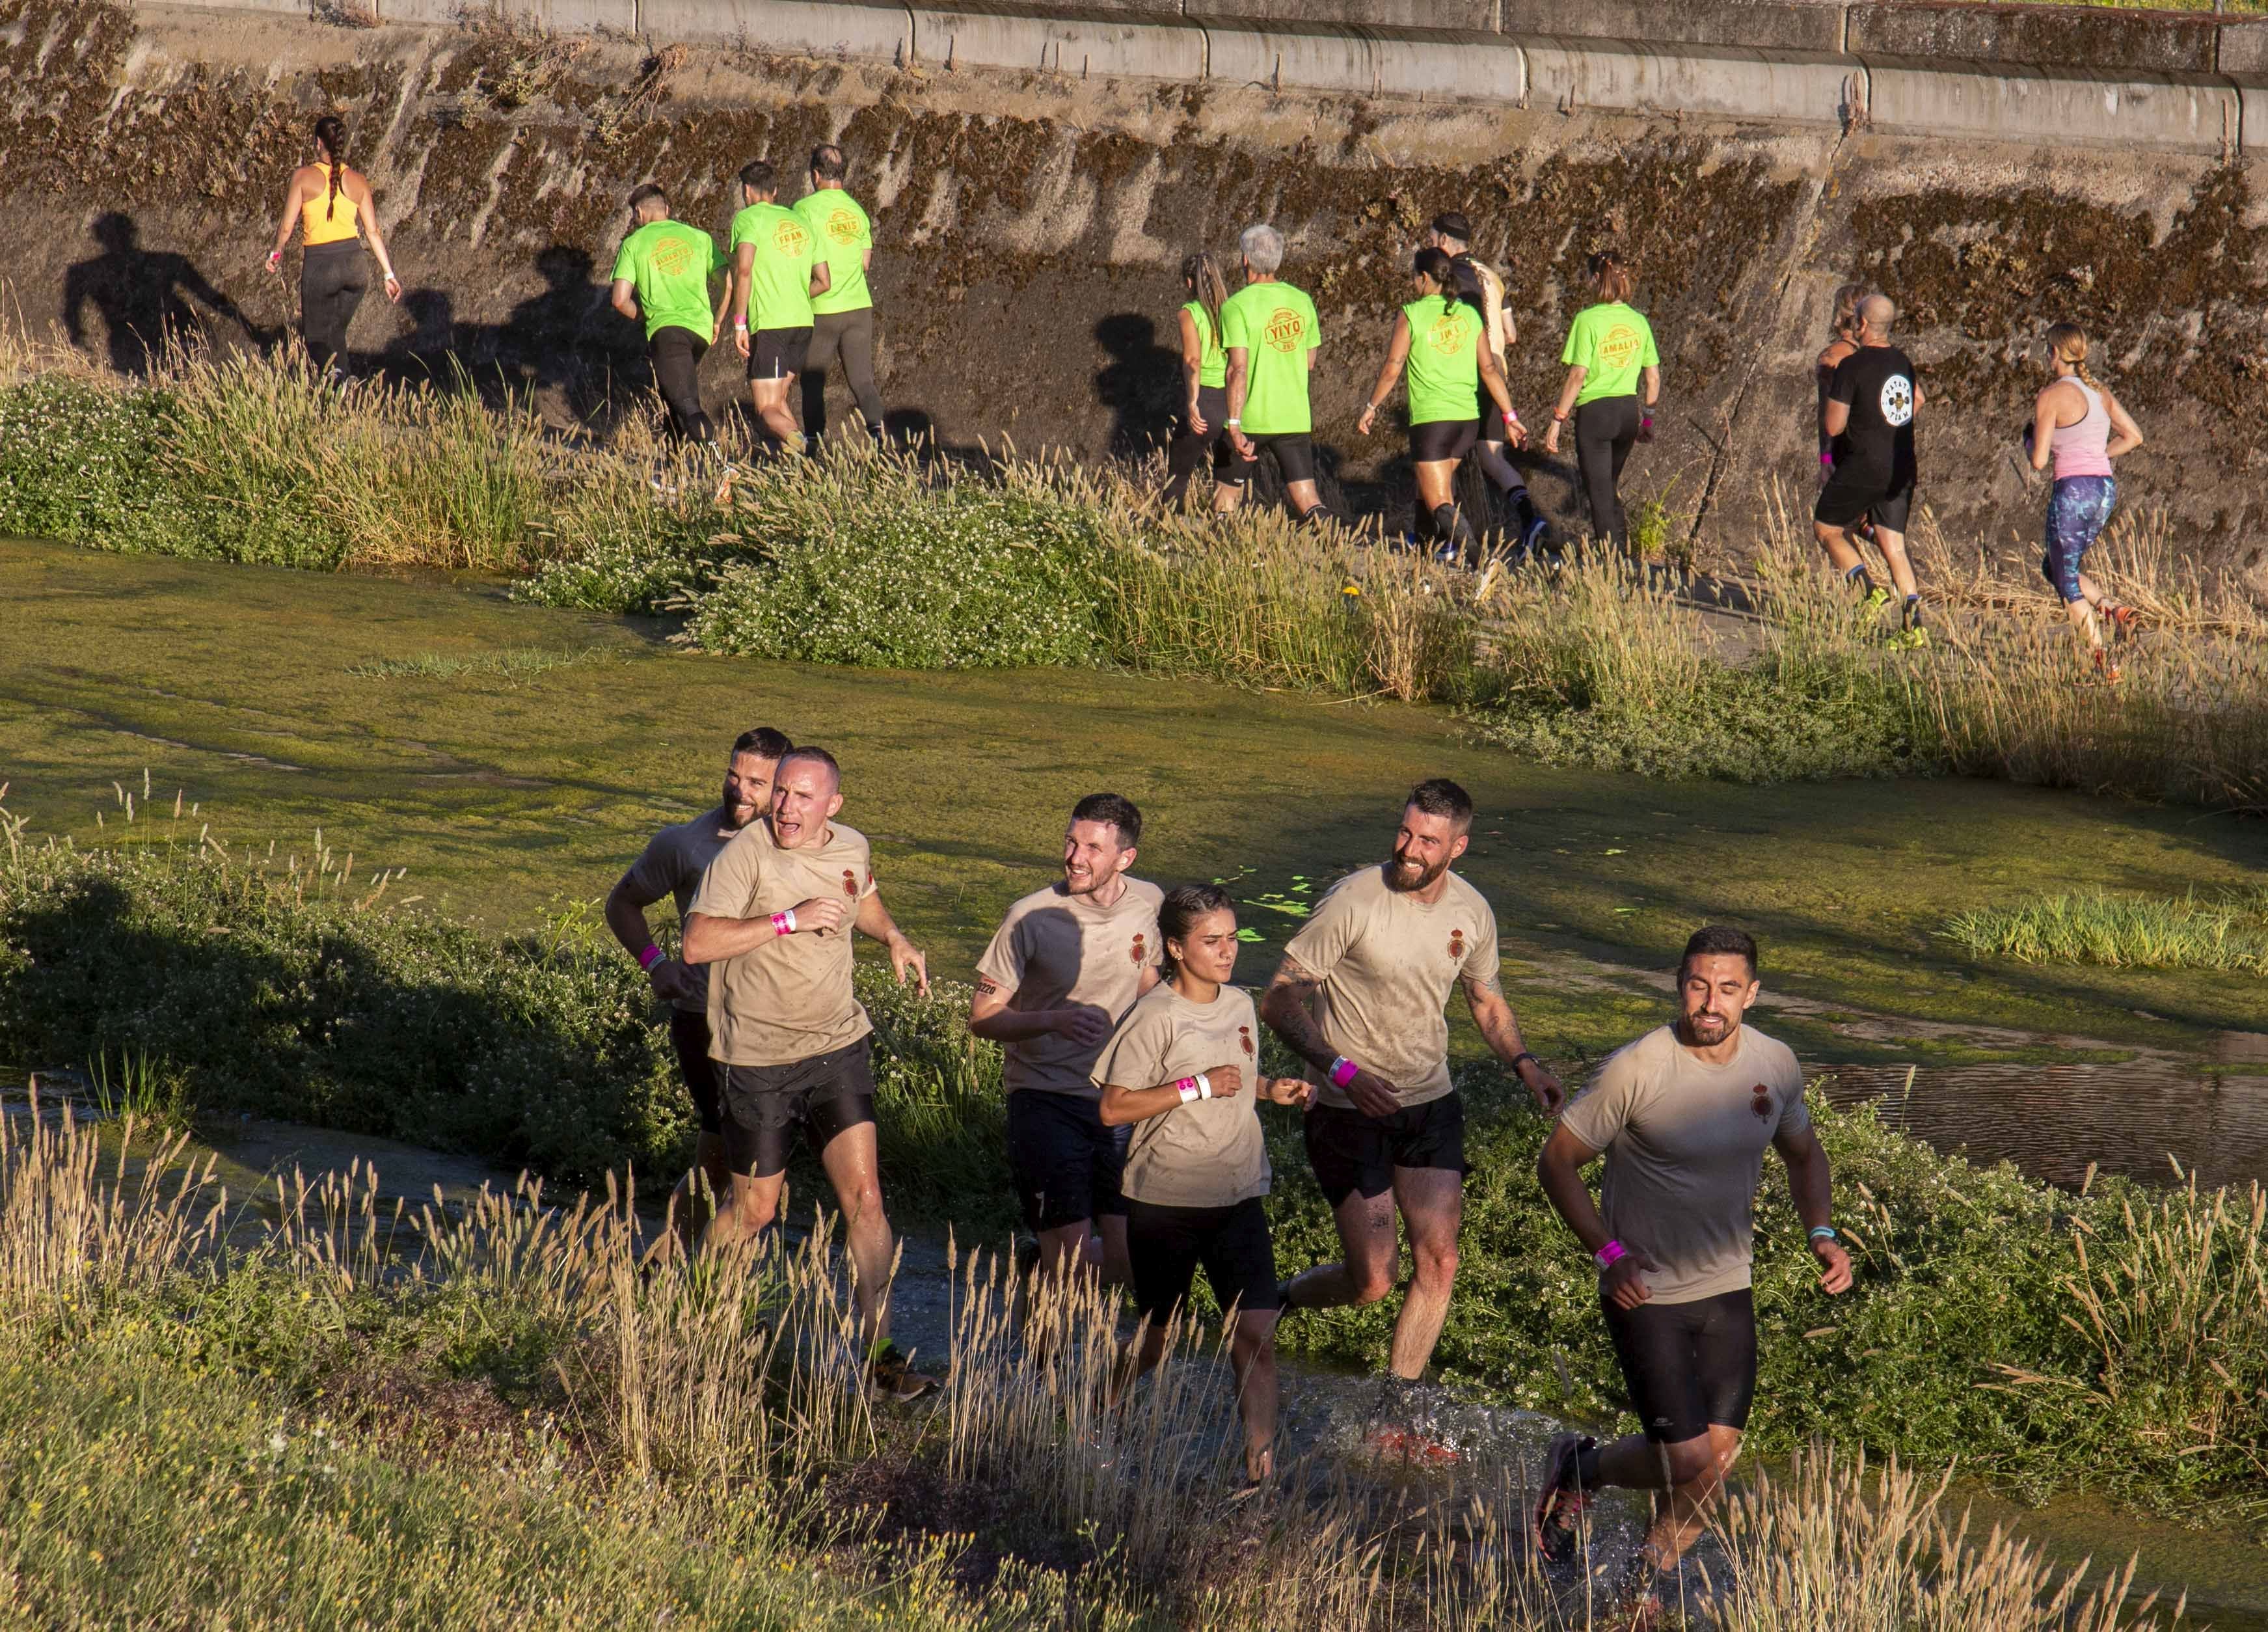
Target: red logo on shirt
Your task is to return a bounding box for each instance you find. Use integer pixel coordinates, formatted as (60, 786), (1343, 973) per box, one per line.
(1129, 932), (1147, 966)
(774, 218), (810, 256)
(1751, 1085), (1774, 1120)
(1448, 927), (1465, 960)
(1239, 1025), (1254, 1057)
(1263, 309), (1305, 353)
(841, 869), (858, 899)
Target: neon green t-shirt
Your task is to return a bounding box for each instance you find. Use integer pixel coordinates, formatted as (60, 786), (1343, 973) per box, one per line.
(1220, 280), (1320, 437)
(1183, 300), (1227, 390)
(610, 220), (725, 343)
(1561, 301), (1659, 405)
(794, 189), (873, 316)
(729, 202), (820, 331)
(1401, 294), (1483, 427)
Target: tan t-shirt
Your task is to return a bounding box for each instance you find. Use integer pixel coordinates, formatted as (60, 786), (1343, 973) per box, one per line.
(1558, 1024), (1811, 1305)
(1091, 982), (1270, 1209)
(620, 805), (740, 1014)
(1281, 864), (1502, 1109)
(689, 817), (879, 1068)
(975, 878), (1164, 1100)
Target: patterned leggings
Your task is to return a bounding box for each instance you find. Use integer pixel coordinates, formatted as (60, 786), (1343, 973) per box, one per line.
(2042, 475), (2116, 605)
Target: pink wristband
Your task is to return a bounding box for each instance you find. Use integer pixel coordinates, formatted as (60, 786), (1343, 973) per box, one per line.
(637, 945), (664, 972)
(770, 910), (795, 937)
(1329, 1057), (1360, 1089)
(1595, 1240), (1627, 1270)
(1175, 1076), (1200, 1104)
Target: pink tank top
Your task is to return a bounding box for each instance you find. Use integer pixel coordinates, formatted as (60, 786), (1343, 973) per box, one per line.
(2051, 380), (2113, 480)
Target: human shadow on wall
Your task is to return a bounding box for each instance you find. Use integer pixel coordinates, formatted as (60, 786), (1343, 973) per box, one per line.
(62, 213), (263, 375)
(1092, 313), (1182, 461)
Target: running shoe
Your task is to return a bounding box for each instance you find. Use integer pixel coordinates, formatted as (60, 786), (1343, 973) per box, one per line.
(1522, 514), (1550, 559)
(1886, 625), (1931, 651)
(1859, 586), (1891, 614)
(1533, 1432), (1597, 1565)
(2086, 648), (2124, 687)
(2104, 605), (2142, 642)
(867, 1342), (938, 1402)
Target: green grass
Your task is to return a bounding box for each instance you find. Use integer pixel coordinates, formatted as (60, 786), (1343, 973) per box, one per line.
(1944, 888), (2268, 974)
(344, 646), (611, 682)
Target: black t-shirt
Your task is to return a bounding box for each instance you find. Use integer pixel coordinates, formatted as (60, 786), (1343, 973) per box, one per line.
(1828, 344), (1918, 483)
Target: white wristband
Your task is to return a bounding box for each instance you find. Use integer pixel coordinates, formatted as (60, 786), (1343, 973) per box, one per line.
(1195, 1072), (1213, 1100)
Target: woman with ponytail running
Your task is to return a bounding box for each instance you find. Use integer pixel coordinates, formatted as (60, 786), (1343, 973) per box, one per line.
(1543, 250), (1659, 551)
(1356, 246), (1520, 562)
(2029, 321), (2145, 684)
(1161, 252), (1233, 508)
(1816, 282), (1866, 479)
(265, 116), (401, 383)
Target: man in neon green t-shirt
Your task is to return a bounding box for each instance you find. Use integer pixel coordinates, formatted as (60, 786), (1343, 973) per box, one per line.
(792, 143), (885, 446)
(727, 157), (831, 448)
(608, 182), (726, 453)
(1217, 223), (1328, 525)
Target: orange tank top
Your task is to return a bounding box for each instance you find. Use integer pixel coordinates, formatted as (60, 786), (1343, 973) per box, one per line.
(300, 168), (361, 248)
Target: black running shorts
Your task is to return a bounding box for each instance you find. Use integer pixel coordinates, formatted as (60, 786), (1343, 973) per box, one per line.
(1410, 418), (1478, 465)
(1219, 430), (1317, 487)
(1006, 1089), (1130, 1235)
(668, 1008), (726, 1136)
(1815, 470), (1914, 533)
(720, 1036), (878, 1178)
(1126, 1195), (1280, 1329)
(1303, 1091), (1468, 1208)
(748, 325), (814, 383)
(1600, 1287), (1758, 1444)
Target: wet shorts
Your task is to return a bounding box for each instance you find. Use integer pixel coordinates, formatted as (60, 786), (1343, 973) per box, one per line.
(1219, 430), (1317, 487)
(720, 1036), (878, 1178)
(1303, 1091), (1468, 1208)
(1814, 470), (1913, 533)
(1600, 1287), (1757, 1443)
(1006, 1089), (1130, 1235)
(668, 1009), (726, 1136)
(748, 325), (814, 383)
(1410, 418), (1479, 465)
(1126, 1195), (1280, 1329)
(2043, 475), (2116, 605)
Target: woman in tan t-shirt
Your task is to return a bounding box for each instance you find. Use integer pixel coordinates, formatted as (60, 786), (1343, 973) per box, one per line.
(1094, 883), (1313, 1485)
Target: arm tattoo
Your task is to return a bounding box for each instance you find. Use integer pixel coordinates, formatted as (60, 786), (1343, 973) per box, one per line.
(1262, 960), (1337, 1072)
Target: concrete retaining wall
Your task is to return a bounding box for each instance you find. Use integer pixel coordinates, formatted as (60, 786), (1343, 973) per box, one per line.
(636, 0), (911, 54)
(909, 5), (1206, 77)
(1865, 57), (2239, 154)
(1520, 36), (1856, 125)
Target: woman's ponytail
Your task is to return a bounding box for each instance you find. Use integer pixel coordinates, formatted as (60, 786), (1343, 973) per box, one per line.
(1586, 248), (1634, 305)
(2047, 321), (2098, 388)
(1184, 251), (1228, 355)
(314, 115), (347, 223)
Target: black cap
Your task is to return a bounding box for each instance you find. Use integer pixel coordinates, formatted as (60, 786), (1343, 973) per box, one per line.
(1430, 211), (1473, 242)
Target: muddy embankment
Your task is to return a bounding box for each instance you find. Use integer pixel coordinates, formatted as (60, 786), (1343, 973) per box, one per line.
(7, 0), (2268, 575)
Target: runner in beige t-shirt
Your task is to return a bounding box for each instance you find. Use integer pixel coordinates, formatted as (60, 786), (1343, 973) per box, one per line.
(1094, 884), (1313, 1485)
(1534, 926), (1852, 1618)
(1260, 778), (1563, 1415)
(681, 745), (935, 1400)
(970, 793), (1162, 1290)
(604, 726), (791, 1252)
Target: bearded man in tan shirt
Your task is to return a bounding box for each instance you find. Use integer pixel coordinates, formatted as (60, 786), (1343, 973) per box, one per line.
(681, 745), (936, 1400)
(1261, 778), (1563, 1416)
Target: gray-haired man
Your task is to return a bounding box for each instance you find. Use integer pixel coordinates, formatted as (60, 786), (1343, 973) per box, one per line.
(1215, 223), (1328, 524)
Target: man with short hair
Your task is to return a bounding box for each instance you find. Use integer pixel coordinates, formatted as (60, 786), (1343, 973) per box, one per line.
(682, 746), (936, 1398)
(1216, 223), (1328, 525)
(609, 183), (728, 463)
(728, 159), (830, 449)
(1815, 292), (1928, 647)
(794, 143), (886, 446)
(1533, 926), (1852, 1619)
(1427, 210), (1550, 557)
(970, 793), (1163, 1288)
(1262, 779), (1563, 1403)
(606, 728), (792, 1251)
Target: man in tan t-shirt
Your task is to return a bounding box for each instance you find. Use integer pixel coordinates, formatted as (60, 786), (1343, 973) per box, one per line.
(604, 726), (791, 1252)
(1534, 925), (1852, 1616)
(681, 744), (935, 1400)
(970, 793), (1162, 1290)
(1260, 778), (1563, 1407)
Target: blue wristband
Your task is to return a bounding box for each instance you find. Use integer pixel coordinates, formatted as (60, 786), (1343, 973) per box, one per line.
(1809, 1225), (1839, 1242)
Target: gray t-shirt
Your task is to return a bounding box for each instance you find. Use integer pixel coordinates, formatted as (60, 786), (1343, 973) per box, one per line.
(975, 878), (1163, 1100)
(1090, 982), (1270, 1209)
(1558, 1024), (1811, 1305)
(1280, 863), (1502, 1109)
(620, 806), (740, 1014)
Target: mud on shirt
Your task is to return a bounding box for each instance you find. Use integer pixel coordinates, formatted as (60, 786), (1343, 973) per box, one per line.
(689, 817), (878, 1067)
(1280, 864), (1503, 1111)
(975, 878), (1165, 1100)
